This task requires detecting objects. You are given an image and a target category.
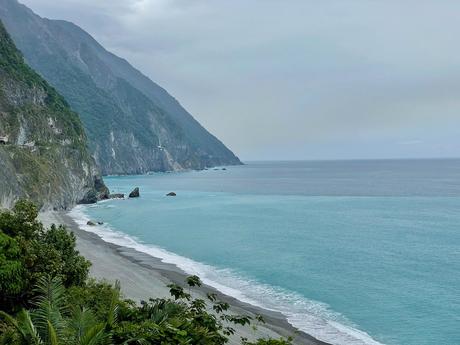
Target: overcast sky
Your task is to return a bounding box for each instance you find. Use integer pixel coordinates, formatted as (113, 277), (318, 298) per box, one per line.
(21, 0), (460, 160)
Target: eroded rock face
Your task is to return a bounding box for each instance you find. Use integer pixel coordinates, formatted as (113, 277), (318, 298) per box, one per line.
(79, 191), (98, 204)
(0, 0), (242, 175)
(94, 176), (109, 200)
(0, 21), (107, 210)
(129, 187), (140, 198)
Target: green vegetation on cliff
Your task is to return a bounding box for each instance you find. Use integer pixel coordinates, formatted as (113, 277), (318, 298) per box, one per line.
(0, 19), (107, 209)
(0, 0), (241, 174)
(0, 201), (291, 345)
(0, 22), (83, 139)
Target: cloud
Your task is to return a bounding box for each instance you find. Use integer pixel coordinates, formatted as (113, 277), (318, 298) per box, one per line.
(20, 0), (460, 160)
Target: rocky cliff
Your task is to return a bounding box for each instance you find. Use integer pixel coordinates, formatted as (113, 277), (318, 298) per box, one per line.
(0, 20), (108, 209)
(0, 0), (242, 175)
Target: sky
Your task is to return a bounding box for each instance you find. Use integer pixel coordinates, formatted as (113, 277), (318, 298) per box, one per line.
(21, 0), (460, 161)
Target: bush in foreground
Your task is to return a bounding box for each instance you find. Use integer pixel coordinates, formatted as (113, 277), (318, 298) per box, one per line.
(0, 200), (90, 313)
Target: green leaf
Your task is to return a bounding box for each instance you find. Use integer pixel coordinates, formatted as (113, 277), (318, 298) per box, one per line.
(47, 320), (58, 345)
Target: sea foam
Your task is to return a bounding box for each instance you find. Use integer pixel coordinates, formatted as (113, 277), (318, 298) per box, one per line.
(69, 205), (385, 345)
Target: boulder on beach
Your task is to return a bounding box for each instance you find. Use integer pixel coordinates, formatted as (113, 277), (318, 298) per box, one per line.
(109, 193), (125, 199)
(87, 220), (96, 226)
(129, 187), (140, 198)
(166, 192), (177, 196)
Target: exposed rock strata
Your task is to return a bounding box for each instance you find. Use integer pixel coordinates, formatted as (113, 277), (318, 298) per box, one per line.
(0, 20), (107, 209)
(0, 0), (242, 175)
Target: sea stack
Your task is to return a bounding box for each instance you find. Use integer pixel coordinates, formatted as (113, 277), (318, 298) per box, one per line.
(129, 187), (140, 198)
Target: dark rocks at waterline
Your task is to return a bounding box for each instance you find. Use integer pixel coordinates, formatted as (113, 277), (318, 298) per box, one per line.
(129, 187), (140, 198)
(109, 193), (125, 199)
(166, 192), (177, 196)
(95, 176), (110, 200)
(222, 168), (227, 170)
(87, 220), (103, 226)
(79, 187), (110, 204)
(79, 190), (98, 204)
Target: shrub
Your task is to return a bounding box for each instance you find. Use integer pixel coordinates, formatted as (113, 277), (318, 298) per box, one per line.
(0, 200), (90, 311)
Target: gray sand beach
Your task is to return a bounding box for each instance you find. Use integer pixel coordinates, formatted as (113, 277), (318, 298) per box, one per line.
(39, 211), (329, 345)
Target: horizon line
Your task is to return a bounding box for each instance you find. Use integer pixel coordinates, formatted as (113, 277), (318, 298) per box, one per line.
(241, 156), (460, 163)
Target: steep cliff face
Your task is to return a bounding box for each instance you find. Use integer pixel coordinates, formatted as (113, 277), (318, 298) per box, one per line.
(0, 20), (107, 209)
(0, 0), (242, 175)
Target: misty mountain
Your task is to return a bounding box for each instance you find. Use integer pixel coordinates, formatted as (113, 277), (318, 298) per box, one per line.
(0, 0), (241, 175)
(0, 20), (107, 209)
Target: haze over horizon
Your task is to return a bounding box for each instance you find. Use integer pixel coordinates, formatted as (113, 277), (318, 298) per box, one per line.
(20, 0), (460, 161)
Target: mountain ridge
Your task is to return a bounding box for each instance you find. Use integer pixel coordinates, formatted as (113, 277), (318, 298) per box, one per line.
(0, 0), (241, 175)
(0, 19), (108, 209)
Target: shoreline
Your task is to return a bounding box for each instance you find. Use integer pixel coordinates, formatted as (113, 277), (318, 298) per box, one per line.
(39, 210), (329, 345)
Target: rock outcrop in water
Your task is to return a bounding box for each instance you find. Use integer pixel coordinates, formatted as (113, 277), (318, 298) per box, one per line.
(0, 20), (108, 209)
(109, 193), (125, 199)
(129, 188), (140, 198)
(0, 0), (242, 175)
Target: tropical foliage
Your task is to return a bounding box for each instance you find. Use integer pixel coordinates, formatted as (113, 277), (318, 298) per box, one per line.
(0, 201), (292, 345)
(0, 200), (90, 313)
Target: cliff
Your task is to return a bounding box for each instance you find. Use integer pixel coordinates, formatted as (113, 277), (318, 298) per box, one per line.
(0, 20), (108, 209)
(0, 0), (242, 175)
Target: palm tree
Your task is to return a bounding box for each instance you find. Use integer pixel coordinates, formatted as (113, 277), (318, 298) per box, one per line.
(67, 307), (107, 345)
(32, 275), (67, 344)
(0, 309), (43, 345)
(0, 276), (119, 345)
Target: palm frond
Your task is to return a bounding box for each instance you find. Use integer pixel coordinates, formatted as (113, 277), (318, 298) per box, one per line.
(106, 281), (121, 329)
(141, 299), (185, 325)
(122, 338), (150, 345)
(68, 307), (96, 341)
(47, 320), (59, 345)
(31, 275), (67, 343)
(0, 310), (43, 345)
(78, 323), (107, 345)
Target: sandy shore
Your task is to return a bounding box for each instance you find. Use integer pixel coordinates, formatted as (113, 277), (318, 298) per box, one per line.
(39, 211), (329, 345)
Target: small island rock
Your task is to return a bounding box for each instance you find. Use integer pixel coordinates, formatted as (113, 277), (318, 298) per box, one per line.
(166, 192), (177, 196)
(109, 193), (125, 199)
(129, 187), (140, 198)
(87, 220), (96, 226)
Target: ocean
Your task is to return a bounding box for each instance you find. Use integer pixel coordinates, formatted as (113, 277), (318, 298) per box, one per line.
(71, 159), (460, 345)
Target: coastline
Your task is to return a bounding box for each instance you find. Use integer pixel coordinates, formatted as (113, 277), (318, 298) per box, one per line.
(39, 210), (329, 345)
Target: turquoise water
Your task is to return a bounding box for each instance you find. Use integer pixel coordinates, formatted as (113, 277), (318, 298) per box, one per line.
(75, 160), (460, 345)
